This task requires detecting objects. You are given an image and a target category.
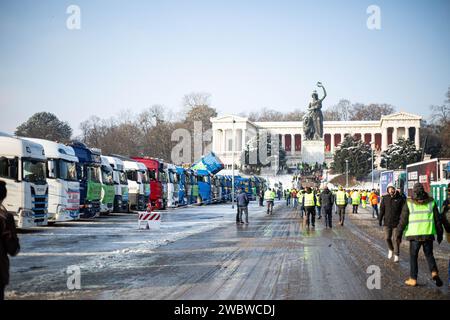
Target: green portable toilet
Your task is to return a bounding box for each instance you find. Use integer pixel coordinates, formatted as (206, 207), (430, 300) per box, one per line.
(430, 180), (450, 213)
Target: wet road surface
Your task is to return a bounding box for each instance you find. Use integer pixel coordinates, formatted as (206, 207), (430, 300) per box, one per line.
(6, 202), (450, 300)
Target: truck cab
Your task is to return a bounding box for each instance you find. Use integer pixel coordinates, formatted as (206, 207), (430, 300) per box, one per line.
(69, 142), (102, 219)
(0, 134), (49, 228)
(137, 162), (150, 211)
(165, 163), (179, 208)
(176, 167), (187, 206)
(196, 169), (212, 204)
(123, 159), (144, 211)
(100, 156), (115, 215)
(132, 157), (167, 210)
(103, 155), (129, 212)
(23, 138), (80, 222)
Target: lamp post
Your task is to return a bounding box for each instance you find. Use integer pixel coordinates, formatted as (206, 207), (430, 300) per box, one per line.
(231, 118), (236, 209)
(370, 141), (375, 190)
(345, 159), (349, 189)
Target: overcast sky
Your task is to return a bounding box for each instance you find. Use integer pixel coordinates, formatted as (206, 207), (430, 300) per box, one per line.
(1, 0), (449, 136)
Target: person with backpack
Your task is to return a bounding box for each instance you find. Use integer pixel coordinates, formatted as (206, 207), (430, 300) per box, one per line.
(320, 186), (334, 229)
(0, 180), (20, 300)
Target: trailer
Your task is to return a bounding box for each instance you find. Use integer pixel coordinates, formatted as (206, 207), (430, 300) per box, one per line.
(406, 158), (450, 196)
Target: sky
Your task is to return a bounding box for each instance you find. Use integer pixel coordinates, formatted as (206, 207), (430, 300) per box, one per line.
(1, 0), (449, 136)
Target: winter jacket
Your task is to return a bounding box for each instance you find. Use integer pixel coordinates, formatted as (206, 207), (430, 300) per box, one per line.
(0, 206), (20, 286)
(379, 191), (405, 228)
(397, 197), (443, 242)
(319, 189), (334, 207)
(236, 192), (249, 207)
(369, 192), (379, 205)
(440, 199), (450, 242)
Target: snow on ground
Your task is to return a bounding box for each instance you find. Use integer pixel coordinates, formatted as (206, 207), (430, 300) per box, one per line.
(8, 200), (283, 298)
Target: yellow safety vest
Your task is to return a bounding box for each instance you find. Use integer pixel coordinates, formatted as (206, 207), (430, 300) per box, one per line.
(264, 190), (275, 201)
(304, 193), (315, 207)
(336, 190), (346, 205)
(405, 200), (436, 237)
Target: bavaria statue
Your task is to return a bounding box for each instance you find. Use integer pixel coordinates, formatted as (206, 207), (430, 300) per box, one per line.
(303, 82), (327, 141)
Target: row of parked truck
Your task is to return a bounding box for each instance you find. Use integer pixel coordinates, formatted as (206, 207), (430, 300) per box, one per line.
(0, 133), (268, 229)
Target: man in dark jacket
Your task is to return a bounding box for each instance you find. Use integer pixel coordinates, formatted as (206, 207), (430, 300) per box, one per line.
(440, 183), (450, 241)
(397, 183), (443, 287)
(319, 186), (334, 229)
(379, 183), (405, 263)
(236, 188), (250, 224)
(0, 180), (20, 300)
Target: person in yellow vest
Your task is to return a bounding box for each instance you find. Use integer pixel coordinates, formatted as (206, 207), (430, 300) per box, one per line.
(361, 190), (367, 209)
(397, 183), (444, 287)
(315, 187), (322, 219)
(264, 188), (275, 215)
(302, 187), (316, 228)
(298, 188), (305, 218)
(335, 186), (348, 226)
(351, 189), (360, 214)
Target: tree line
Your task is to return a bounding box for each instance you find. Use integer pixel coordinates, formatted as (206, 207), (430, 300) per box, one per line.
(14, 88), (450, 164)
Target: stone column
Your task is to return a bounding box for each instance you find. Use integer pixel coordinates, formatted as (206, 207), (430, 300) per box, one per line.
(415, 127), (420, 149)
(222, 130), (227, 152)
(392, 127), (398, 144)
(330, 133), (335, 153)
(382, 127), (388, 150)
(241, 129), (246, 151)
(281, 134), (286, 151)
(371, 133), (375, 148)
(291, 134), (295, 155)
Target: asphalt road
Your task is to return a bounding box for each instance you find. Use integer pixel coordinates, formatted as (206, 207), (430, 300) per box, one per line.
(6, 201), (450, 300)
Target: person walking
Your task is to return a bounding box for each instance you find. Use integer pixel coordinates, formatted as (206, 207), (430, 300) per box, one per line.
(315, 187), (322, 219)
(320, 186), (334, 229)
(258, 189), (264, 207)
(351, 189), (360, 214)
(0, 180), (20, 300)
(397, 183), (443, 287)
(379, 183), (405, 263)
(264, 188), (275, 215)
(361, 190), (367, 209)
(335, 186), (348, 226)
(292, 188), (298, 209)
(285, 189), (291, 207)
(369, 189), (379, 219)
(298, 189), (305, 218)
(303, 187), (316, 228)
(236, 188), (250, 224)
(438, 184), (450, 288)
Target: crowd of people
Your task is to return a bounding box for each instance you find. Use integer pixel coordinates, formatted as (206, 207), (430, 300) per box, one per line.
(282, 181), (450, 288)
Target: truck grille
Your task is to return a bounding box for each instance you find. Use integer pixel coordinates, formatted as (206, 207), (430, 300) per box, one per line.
(31, 186), (48, 218)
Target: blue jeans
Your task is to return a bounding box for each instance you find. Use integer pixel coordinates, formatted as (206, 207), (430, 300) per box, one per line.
(409, 240), (438, 280)
(372, 204), (379, 218)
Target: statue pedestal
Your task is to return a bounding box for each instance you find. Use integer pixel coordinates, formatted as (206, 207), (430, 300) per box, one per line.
(301, 140), (325, 165)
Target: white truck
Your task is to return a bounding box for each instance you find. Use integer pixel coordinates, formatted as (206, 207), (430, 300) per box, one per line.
(99, 156), (115, 215)
(0, 134), (48, 228)
(103, 155), (129, 212)
(137, 162), (150, 211)
(165, 163), (179, 207)
(123, 159), (144, 211)
(23, 138), (80, 222)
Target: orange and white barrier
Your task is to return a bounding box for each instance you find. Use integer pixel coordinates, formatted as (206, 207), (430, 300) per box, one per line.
(138, 211), (161, 230)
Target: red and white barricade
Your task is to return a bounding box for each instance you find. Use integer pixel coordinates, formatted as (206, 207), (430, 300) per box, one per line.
(138, 211), (161, 230)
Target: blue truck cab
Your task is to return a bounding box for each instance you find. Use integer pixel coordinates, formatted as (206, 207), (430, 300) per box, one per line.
(70, 142), (102, 219)
(196, 169), (212, 204)
(176, 167), (187, 206)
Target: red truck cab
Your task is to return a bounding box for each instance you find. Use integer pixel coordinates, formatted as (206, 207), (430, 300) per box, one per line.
(132, 157), (167, 210)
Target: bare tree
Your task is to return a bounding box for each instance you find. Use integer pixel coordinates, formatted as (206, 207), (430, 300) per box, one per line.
(351, 103), (395, 121)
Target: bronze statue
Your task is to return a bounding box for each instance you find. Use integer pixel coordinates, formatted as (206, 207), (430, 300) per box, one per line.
(303, 82), (326, 140)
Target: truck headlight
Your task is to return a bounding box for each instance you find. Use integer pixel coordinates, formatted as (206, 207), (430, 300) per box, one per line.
(20, 209), (34, 218)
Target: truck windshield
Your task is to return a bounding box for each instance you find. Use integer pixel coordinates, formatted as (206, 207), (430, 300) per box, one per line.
(126, 170), (139, 182)
(159, 170), (167, 183)
(118, 170), (128, 185)
(59, 160), (78, 181)
(141, 171), (149, 184)
(148, 169), (157, 181)
(101, 166), (114, 185)
(200, 176), (209, 183)
(22, 159), (46, 184)
(87, 165), (101, 183)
